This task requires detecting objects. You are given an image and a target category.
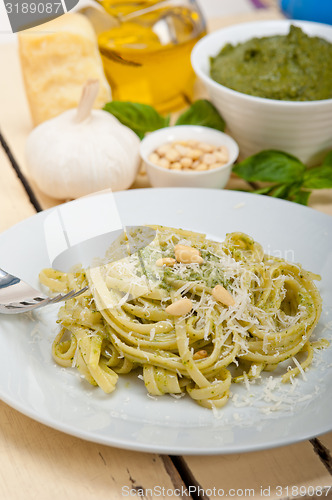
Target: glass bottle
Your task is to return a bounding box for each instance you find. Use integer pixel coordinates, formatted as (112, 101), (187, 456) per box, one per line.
(81, 0), (206, 112)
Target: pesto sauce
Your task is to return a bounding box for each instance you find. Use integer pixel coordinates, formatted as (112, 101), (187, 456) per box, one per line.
(210, 25), (332, 101)
(161, 254), (228, 290)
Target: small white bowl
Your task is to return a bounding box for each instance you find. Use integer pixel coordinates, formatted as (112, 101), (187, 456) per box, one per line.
(191, 20), (332, 164)
(140, 125), (239, 189)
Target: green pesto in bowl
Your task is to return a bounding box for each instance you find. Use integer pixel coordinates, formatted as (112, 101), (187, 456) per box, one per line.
(210, 25), (332, 101)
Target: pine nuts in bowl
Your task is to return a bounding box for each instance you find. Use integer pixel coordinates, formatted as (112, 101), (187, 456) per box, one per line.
(140, 125), (239, 188)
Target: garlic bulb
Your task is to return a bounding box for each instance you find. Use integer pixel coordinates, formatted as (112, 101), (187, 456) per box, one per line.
(25, 80), (140, 199)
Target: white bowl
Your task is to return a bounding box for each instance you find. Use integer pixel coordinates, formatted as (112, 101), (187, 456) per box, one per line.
(191, 20), (332, 164)
(140, 125), (239, 188)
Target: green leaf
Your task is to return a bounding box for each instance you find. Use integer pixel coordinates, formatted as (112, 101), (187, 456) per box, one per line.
(175, 99), (225, 132)
(291, 189), (311, 205)
(322, 150), (332, 166)
(302, 164), (332, 189)
(252, 186), (276, 195)
(233, 150), (306, 184)
(103, 101), (170, 138)
(270, 184), (291, 199)
(270, 182), (311, 205)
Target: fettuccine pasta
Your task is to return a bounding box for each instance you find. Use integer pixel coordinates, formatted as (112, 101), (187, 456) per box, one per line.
(40, 226), (324, 409)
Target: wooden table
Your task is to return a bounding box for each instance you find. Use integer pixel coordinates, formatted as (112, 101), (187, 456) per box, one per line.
(1, 4), (332, 499)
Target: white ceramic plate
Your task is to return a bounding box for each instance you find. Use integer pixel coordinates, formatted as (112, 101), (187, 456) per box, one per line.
(0, 188), (331, 455)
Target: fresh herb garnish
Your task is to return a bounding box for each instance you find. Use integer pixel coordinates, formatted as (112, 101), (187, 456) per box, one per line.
(233, 151), (306, 184)
(302, 151), (332, 189)
(103, 102), (170, 139)
(175, 99), (225, 132)
(103, 99), (225, 138)
(233, 150), (332, 205)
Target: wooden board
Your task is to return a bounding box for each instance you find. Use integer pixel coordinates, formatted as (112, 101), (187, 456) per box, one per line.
(183, 438), (332, 499)
(0, 138), (35, 232)
(0, 401), (187, 500)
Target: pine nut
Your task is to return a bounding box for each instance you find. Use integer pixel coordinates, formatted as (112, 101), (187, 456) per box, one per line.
(174, 244), (203, 264)
(190, 255), (204, 264)
(215, 149), (229, 162)
(174, 244), (200, 255)
(187, 148), (203, 160)
(165, 298), (193, 316)
(157, 144), (171, 156)
(175, 248), (192, 262)
(212, 285), (235, 307)
(170, 162), (182, 170)
(203, 153), (217, 165)
(156, 257), (176, 267)
(198, 142), (214, 153)
(174, 144), (191, 156)
(149, 153), (159, 164)
(180, 157), (193, 168)
(165, 148), (180, 162)
(149, 140), (229, 173)
(158, 158), (170, 169)
(193, 349), (208, 360)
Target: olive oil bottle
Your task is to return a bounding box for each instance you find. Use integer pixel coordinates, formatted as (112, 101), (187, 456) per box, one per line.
(93, 0), (206, 112)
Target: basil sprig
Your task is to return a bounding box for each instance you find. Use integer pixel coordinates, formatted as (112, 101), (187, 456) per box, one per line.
(104, 99), (225, 139)
(175, 99), (225, 131)
(103, 102), (170, 139)
(302, 151), (332, 189)
(233, 150), (332, 205)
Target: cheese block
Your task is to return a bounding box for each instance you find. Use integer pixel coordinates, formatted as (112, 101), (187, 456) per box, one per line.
(18, 13), (112, 126)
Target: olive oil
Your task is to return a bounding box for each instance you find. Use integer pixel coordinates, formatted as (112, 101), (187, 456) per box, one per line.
(95, 1), (206, 112)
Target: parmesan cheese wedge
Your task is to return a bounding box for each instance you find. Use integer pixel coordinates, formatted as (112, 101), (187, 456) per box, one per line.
(18, 13), (111, 126)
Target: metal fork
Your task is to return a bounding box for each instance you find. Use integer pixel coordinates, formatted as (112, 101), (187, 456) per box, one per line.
(0, 268), (88, 314)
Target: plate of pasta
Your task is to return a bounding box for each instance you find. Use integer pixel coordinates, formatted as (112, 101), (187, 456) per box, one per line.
(0, 188), (331, 454)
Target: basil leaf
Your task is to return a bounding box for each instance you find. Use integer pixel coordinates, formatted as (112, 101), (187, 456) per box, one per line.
(291, 189), (311, 206)
(104, 101), (170, 138)
(252, 186), (276, 195)
(233, 150), (306, 183)
(302, 164), (332, 189)
(175, 99), (225, 132)
(271, 183), (311, 205)
(322, 150), (332, 166)
(270, 184), (291, 199)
